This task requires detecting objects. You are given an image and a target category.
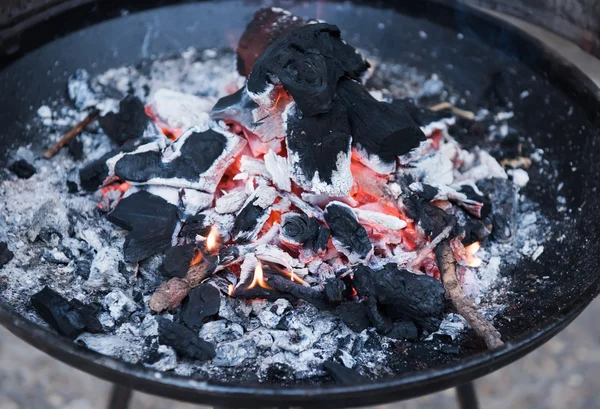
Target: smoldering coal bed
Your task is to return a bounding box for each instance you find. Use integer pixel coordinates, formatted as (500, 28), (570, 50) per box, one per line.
(0, 7), (550, 385)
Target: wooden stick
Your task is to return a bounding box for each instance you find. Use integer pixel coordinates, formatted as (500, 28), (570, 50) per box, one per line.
(43, 108), (99, 159)
(435, 240), (504, 349)
(428, 102), (475, 121)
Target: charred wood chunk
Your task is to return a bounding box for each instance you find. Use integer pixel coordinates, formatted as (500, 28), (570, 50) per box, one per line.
(477, 177), (518, 242)
(333, 302), (371, 333)
(337, 78), (426, 168)
(324, 278), (346, 303)
(0, 242), (14, 268)
(157, 318), (216, 361)
(106, 191), (179, 262)
(231, 186), (278, 244)
(281, 213), (330, 253)
(248, 23), (369, 116)
(98, 95), (149, 145)
(323, 361), (364, 384)
(386, 321), (418, 341)
(31, 287), (102, 339)
(391, 98), (454, 127)
(237, 8), (305, 77)
(9, 159), (36, 179)
(324, 202), (372, 263)
(285, 102), (353, 195)
(161, 244), (195, 279)
(180, 284), (221, 331)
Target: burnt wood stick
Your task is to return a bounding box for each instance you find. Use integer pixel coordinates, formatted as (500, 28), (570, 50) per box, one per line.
(44, 108), (99, 158)
(435, 240), (504, 349)
(149, 258), (217, 313)
(266, 274), (329, 310)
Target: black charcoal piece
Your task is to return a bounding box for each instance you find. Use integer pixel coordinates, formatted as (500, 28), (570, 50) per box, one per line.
(281, 213), (330, 253)
(402, 192), (455, 238)
(180, 214), (210, 241)
(107, 191), (179, 262)
(391, 98), (454, 127)
(9, 159), (36, 179)
(157, 318), (216, 361)
(231, 198), (267, 245)
(98, 95), (149, 145)
(477, 178), (518, 242)
(248, 23), (369, 116)
(415, 183), (440, 202)
(161, 244), (195, 279)
(237, 8), (305, 77)
(70, 299), (103, 333)
(30, 287), (101, 339)
(113, 129), (226, 186)
(285, 100), (353, 195)
(211, 85), (259, 127)
(266, 274), (329, 310)
(337, 78), (426, 165)
(386, 321), (418, 340)
(180, 284), (221, 331)
(68, 137), (84, 160)
(324, 202), (372, 262)
(0, 242), (14, 268)
(324, 278), (346, 303)
(334, 302), (371, 333)
(323, 361), (364, 384)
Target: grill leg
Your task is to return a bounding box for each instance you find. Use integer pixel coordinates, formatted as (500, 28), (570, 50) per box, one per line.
(456, 382), (479, 409)
(108, 384), (133, 409)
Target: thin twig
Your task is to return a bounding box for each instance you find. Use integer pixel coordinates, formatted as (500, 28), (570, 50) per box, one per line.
(43, 108), (99, 159)
(409, 225), (454, 268)
(435, 240), (504, 349)
(428, 102), (475, 121)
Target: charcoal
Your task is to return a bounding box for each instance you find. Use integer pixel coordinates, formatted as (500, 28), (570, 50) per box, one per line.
(161, 244), (195, 279)
(337, 78), (426, 171)
(248, 23), (369, 116)
(477, 177), (518, 242)
(231, 186), (278, 244)
(68, 137), (84, 160)
(266, 274), (329, 310)
(414, 183), (440, 202)
(391, 98), (454, 127)
(323, 361), (364, 384)
(334, 302), (371, 333)
(157, 318), (216, 361)
(211, 86), (259, 128)
(454, 184), (491, 219)
(324, 278), (346, 303)
(386, 321), (418, 340)
(180, 284), (221, 330)
(402, 192), (455, 238)
(102, 289), (138, 322)
(0, 242), (14, 268)
(324, 202), (372, 263)
(180, 214), (210, 241)
(31, 287), (101, 339)
(106, 191), (179, 262)
(144, 343), (178, 371)
(237, 8), (305, 77)
(281, 213), (330, 253)
(9, 159), (36, 179)
(98, 95), (149, 145)
(285, 101), (353, 195)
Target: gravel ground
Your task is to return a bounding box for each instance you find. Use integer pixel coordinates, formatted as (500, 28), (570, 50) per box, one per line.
(0, 297), (598, 409)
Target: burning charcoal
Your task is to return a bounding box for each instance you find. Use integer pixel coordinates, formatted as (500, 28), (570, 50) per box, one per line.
(147, 89), (213, 130)
(180, 214), (209, 241)
(231, 186), (278, 244)
(324, 278), (346, 303)
(477, 177), (518, 242)
(111, 125), (245, 193)
(266, 274), (329, 310)
(323, 361), (364, 384)
(237, 7), (305, 76)
(9, 159), (36, 179)
(334, 302), (371, 333)
(215, 188), (249, 215)
(106, 191), (179, 262)
(180, 284), (221, 331)
(157, 318), (216, 361)
(324, 202), (373, 263)
(264, 149), (291, 192)
(402, 192), (455, 238)
(386, 321), (418, 340)
(98, 95), (149, 145)
(280, 213), (330, 258)
(453, 183), (491, 219)
(68, 137), (84, 161)
(284, 101), (353, 195)
(0, 242), (14, 268)
(31, 287), (101, 339)
(337, 78), (426, 174)
(247, 23), (369, 116)
(161, 244), (195, 279)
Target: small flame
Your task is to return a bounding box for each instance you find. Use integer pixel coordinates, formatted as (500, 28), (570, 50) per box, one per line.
(228, 284), (234, 296)
(465, 242), (482, 268)
(190, 250), (203, 266)
(206, 226), (219, 252)
(248, 262), (273, 290)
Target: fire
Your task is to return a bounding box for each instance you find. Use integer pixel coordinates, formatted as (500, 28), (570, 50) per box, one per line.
(228, 284), (234, 296)
(465, 242), (482, 268)
(248, 262), (273, 290)
(190, 250), (203, 266)
(206, 226), (219, 252)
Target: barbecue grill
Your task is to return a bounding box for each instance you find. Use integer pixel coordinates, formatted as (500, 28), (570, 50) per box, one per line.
(0, 1), (599, 409)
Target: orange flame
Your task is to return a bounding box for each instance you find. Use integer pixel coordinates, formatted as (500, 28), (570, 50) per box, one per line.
(248, 262), (273, 290)
(206, 226), (219, 252)
(190, 250), (203, 266)
(228, 284), (234, 296)
(465, 242), (482, 268)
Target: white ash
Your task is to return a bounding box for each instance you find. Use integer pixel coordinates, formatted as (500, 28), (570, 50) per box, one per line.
(0, 47), (549, 383)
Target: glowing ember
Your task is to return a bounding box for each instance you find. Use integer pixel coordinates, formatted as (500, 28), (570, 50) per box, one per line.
(465, 242), (482, 268)
(190, 250), (203, 266)
(248, 262), (273, 290)
(206, 226), (219, 252)
(228, 284), (234, 296)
